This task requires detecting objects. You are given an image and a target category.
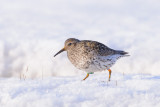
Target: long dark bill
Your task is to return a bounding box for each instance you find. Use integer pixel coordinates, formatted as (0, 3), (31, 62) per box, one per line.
(54, 48), (65, 57)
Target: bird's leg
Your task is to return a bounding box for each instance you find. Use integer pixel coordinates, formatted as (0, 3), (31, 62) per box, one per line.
(108, 69), (112, 81)
(83, 73), (89, 80)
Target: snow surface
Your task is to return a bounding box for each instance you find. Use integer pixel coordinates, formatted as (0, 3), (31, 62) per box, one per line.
(0, 73), (160, 107)
(0, 0), (160, 106)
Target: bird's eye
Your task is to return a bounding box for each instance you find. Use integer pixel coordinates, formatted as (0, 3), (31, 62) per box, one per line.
(68, 43), (72, 46)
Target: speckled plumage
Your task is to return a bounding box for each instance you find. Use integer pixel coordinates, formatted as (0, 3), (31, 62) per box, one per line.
(54, 38), (129, 81)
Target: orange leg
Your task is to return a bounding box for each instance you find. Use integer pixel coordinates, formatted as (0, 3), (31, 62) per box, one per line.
(83, 73), (89, 80)
(108, 69), (112, 81)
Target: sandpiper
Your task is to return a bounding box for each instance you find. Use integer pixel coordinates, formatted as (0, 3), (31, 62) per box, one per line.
(54, 38), (129, 81)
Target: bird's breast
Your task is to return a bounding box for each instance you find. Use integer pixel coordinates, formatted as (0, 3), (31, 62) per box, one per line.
(67, 49), (90, 69)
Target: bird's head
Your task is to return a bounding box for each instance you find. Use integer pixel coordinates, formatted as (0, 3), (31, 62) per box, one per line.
(54, 38), (80, 57)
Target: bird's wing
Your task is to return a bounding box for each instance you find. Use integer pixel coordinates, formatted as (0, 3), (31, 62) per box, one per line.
(80, 40), (116, 56)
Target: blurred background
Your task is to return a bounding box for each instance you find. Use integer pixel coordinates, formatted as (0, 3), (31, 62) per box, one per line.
(0, 0), (160, 78)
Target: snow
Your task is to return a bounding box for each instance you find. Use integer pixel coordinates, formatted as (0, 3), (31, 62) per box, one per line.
(0, 73), (160, 107)
(0, 0), (160, 106)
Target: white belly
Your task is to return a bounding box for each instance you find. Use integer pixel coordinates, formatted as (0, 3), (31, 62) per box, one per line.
(83, 54), (123, 73)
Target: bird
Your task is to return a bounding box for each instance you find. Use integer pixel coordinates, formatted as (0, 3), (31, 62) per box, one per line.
(54, 38), (129, 81)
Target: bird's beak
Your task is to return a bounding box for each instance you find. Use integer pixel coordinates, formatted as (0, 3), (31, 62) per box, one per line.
(54, 47), (65, 57)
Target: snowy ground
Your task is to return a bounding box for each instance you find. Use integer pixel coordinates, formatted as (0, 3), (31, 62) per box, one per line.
(0, 0), (160, 107)
(0, 73), (160, 107)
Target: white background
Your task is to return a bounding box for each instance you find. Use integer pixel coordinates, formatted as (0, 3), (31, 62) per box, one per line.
(0, 0), (160, 107)
(0, 0), (160, 78)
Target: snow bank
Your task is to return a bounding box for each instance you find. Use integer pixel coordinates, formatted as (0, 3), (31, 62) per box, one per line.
(0, 73), (160, 107)
(0, 0), (160, 78)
